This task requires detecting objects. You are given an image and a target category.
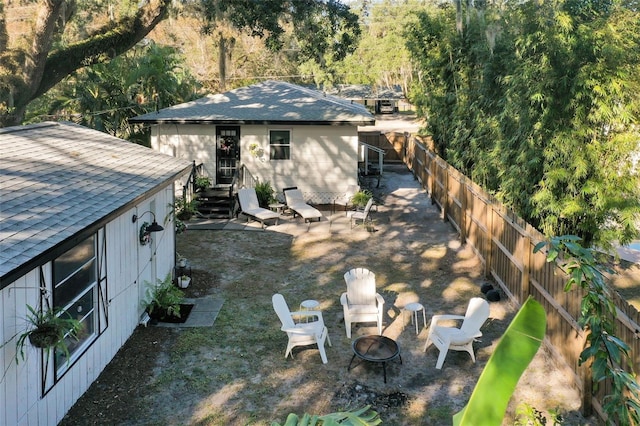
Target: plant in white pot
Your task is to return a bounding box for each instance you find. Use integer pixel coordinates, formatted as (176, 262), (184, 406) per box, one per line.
(178, 275), (191, 289)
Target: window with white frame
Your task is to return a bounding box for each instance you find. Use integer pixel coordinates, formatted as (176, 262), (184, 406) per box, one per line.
(269, 130), (291, 160)
(52, 234), (98, 376)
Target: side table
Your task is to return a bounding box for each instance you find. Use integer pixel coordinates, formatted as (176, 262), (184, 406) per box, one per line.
(403, 302), (426, 335)
(269, 203), (285, 214)
(299, 299), (320, 323)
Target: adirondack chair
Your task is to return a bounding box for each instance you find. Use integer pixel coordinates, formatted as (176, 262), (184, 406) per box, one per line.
(340, 267), (384, 338)
(424, 297), (491, 369)
(272, 293), (331, 364)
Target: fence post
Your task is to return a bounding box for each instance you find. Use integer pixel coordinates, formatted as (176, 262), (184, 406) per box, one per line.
(432, 155), (438, 204)
(459, 177), (467, 244)
(521, 234), (531, 300)
(442, 164), (449, 222)
(485, 201), (494, 279)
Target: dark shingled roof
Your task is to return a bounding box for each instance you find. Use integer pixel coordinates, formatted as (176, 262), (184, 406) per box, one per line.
(129, 80), (375, 125)
(0, 122), (192, 286)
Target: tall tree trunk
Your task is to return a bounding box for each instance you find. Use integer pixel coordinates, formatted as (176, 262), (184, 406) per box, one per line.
(219, 32), (227, 91)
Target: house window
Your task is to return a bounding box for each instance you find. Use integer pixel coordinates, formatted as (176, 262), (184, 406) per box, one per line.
(53, 234), (98, 376)
(270, 130), (290, 160)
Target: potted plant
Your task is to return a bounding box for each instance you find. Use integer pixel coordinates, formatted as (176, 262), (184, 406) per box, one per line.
(143, 274), (184, 321)
(351, 190), (373, 209)
(254, 180), (276, 208)
(177, 256), (188, 268)
(16, 304), (81, 362)
(195, 175), (212, 192)
(173, 197), (199, 221)
(177, 275), (191, 289)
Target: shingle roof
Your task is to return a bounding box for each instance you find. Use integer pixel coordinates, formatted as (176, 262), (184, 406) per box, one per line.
(129, 80), (375, 125)
(323, 84), (405, 100)
(0, 122), (192, 285)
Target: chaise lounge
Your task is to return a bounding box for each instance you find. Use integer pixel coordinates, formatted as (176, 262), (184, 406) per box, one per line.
(283, 187), (322, 223)
(237, 188), (280, 228)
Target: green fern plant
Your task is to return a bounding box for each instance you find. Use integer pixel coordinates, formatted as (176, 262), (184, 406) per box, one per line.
(254, 181), (275, 208)
(143, 274), (184, 320)
(16, 304), (82, 364)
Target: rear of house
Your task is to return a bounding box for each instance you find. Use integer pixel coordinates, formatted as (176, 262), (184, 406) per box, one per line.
(130, 80), (376, 203)
(0, 122), (191, 425)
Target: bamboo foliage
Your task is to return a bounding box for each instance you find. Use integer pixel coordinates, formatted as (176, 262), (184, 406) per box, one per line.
(406, 0), (640, 250)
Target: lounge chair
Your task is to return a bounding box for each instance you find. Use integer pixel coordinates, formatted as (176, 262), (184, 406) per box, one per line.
(283, 188), (322, 222)
(237, 188), (280, 228)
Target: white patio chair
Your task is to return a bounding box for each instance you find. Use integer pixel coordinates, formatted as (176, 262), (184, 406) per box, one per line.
(350, 197), (374, 228)
(340, 267), (384, 338)
(424, 297), (490, 369)
(272, 293), (331, 364)
(334, 184), (360, 215)
(237, 188), (280, 228)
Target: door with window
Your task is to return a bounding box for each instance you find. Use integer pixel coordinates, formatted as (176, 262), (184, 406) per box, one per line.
(216, 126), (240, 184)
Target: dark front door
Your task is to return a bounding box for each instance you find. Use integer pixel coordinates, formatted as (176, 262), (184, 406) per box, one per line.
(216, 126), (240, 184)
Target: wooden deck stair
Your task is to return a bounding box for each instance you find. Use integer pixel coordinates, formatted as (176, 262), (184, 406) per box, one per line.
(196, 187), (233, 219)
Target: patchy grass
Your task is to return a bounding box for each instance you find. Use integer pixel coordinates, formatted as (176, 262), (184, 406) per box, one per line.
(60, 168), (596, 426)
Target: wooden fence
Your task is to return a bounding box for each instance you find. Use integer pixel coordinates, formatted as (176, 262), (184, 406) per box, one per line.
(403, 136), (640, 421)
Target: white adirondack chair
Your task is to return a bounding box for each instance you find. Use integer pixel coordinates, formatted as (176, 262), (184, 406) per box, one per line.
(272, 293), (331, 364)
(424, 297), (490, 369)
(340, 267), (384, 338)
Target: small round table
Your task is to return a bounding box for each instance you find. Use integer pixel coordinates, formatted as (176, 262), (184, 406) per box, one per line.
(269, 203), (285, 214)
(348, 335), (402, 383)
(403, 302), (427, 335)
(299, 299), (320, 322)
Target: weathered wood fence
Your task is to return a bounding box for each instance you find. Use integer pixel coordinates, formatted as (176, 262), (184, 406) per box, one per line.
(403, 136), (640, 421)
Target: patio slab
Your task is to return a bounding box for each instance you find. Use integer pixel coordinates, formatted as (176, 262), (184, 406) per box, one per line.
(153, 296), (224, 328)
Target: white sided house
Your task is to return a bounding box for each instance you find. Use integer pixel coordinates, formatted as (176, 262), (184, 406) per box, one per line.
(130, 80), (376, 203)
(0, 122), (191, 425)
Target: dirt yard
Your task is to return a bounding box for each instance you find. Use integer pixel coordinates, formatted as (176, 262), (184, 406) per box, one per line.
(60, 165), (599, 425)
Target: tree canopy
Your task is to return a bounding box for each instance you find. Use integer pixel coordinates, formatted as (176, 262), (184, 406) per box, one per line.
(0, 0), (360, 127)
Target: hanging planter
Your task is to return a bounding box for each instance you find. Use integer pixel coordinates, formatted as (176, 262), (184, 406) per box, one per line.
(16, 304), (81, 363)
(28, 323), (64, 348)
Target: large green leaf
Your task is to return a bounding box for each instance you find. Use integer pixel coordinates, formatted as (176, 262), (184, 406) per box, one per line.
(453, 296), (546, 426)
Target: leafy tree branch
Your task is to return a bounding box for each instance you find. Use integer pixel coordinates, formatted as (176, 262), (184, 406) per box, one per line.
(535, 235), (640, 424)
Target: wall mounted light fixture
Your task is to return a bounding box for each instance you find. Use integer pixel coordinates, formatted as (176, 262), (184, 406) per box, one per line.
(132, 211), (164, 245)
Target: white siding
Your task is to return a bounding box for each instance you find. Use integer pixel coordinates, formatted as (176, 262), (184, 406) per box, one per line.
(153, 124), (216, 178)
(0, 187), (177, 426)
(242, 125), (359, 202)
(150, 123), (360, 203)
